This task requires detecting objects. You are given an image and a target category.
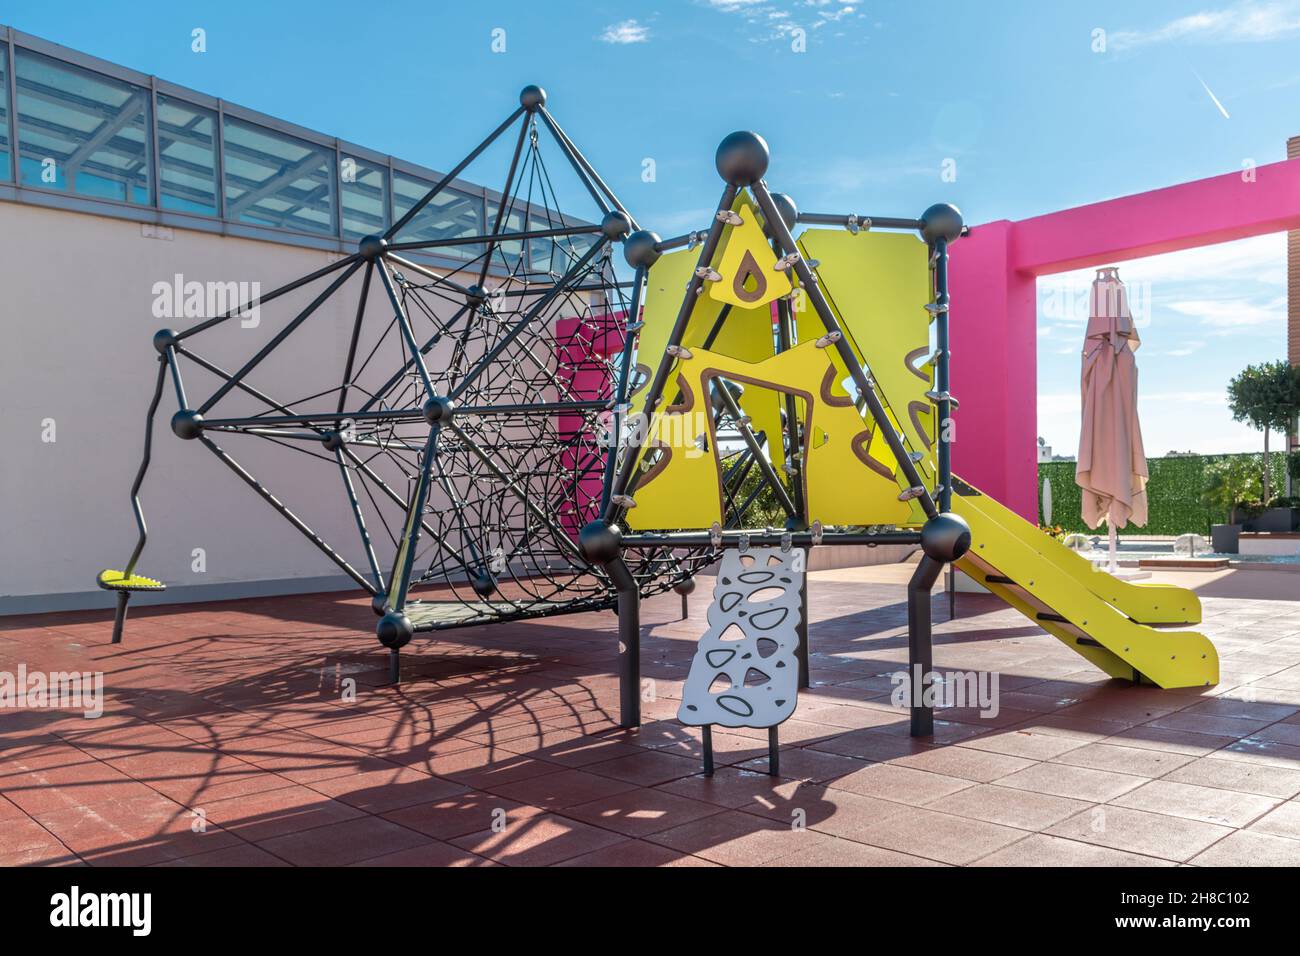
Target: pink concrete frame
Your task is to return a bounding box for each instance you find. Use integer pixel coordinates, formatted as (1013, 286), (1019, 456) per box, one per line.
(951, 157), (1300, 520)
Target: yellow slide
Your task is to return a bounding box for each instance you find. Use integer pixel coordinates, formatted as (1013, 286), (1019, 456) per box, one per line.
(950, 478), (1218, 689)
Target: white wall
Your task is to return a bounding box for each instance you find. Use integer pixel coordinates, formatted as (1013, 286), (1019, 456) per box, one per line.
(0, 201), (417, 612)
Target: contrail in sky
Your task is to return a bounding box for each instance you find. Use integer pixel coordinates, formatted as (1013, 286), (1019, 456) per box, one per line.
(1193, 70), (1230, 119)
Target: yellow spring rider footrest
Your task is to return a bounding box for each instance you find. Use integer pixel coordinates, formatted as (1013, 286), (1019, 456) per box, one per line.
(96, 570), (165, 645)
(96, 570), (166, 592)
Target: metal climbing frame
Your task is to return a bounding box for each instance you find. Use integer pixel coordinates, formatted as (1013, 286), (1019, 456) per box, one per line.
(97, 85), (719, 679)
(580, 131), (972, 736)
(99, 95), (972, 739)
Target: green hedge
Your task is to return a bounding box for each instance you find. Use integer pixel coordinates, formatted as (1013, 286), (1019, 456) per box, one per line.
(1038, 452), (1289, 536)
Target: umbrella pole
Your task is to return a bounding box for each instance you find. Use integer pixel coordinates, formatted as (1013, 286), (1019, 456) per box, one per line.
(1108, 522), (1118, 575)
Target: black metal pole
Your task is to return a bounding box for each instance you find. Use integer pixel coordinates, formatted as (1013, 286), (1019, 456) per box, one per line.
(197, 260), (364, 414)
(383, 223), (603, 253)
(795, 212), (923, 230)
(375, 258), (436, 399)
(711, 379), (796, 519)
(121, 357), (169, 579)
(539, 106), (638, 229)
(604, 184), (739, 522)
(109, 591), (131, 645)
(932, 235), (954, 514)
(796, 562), (810, 689)
(478, 116), (530, 288)
(175, 254), (359, 341)
(448, 237), (609, 403)
(600, 264), (647, 513)
(774, 295), (807, 525)
(198, 435), (380, 595)
(906, 555), (943, 737)
(336, 261), (375, 417)
(385, 105), (526, 240)
(621, 529), (921, 548)
(603, 556), (641, 728)
(355, 302), (472, 416)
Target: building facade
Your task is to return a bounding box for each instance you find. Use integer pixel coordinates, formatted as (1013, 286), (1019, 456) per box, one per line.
(0, 26), (576, 613)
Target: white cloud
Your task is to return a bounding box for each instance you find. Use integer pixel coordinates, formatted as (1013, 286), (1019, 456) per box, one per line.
(699, 0), (863, 39)
(1167, 295), (1286, 327)
(599, 19), (651, 44)
(1110, 0), (1300, 50)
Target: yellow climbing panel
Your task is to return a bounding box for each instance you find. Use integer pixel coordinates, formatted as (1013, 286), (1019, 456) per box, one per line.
(624, 222), (935, 531)
(706, 195), (794, 311)
(801, 228), (935, 464)
(627, 340), (912, 529)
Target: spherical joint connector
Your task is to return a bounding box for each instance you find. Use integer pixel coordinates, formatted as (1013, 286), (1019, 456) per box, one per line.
(715, 131), (770, 186)
(376, 611), (414, 649)
(322, 430), (347, 452)
(623, 229), (661, 270)
(423, 396), (456, 426)
(171, 409), (204, 440)
(519, 84), (547, 112)
(770, 192), (798, 232)
(672, 577), (697, 597)
(600, 210), (633, 242)
(920, 513), (972, 564)
(578, 520), (623, 565)
(919, 203), (964, 244)
(471, 573), (496, 598)
(153, 328), (179, 355)
(465, 284), (488, 309)
(357, 234), (388, 261)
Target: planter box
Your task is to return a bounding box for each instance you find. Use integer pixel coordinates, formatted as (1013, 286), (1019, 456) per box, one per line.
(1242, 508), (1299, 533)
(1239, 532), (1300, 557)
(1211, 523), (1241, 554)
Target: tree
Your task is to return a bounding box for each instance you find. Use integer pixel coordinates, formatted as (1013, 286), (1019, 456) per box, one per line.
(1226, 361), (1300, 504)
(1201, 456), (1263, 523)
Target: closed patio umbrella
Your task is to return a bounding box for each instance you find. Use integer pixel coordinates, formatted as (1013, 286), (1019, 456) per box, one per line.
(1076, 267), (1148, 573)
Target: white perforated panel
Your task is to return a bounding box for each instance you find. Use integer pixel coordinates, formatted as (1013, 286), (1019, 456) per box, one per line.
(677, 546), (802, 728)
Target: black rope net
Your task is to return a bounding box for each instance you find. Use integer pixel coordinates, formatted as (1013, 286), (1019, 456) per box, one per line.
(171, 111), (711, 630)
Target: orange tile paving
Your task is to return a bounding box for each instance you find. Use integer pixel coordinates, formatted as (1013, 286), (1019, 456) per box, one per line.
(2, 565), (1300, 867)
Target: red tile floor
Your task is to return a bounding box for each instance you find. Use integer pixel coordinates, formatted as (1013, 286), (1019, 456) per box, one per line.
(3, 565), (1300, 867)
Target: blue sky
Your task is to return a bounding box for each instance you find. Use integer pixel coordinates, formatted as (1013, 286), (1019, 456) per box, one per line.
(7, 0), (1299, 455)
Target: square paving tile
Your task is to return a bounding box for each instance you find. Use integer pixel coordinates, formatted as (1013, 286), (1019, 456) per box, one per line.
(973, 833), (1178, 867)
(1045, 805), (1232, 862)
(1110, 779), (1281, 828)
(845, 805), (1028, 865)
(560, 788), (723, 837)
(994, 762), (1146, 802)
(450, 813), (628, 866)
(1163, 756), (1300, 798)
(1049, 741), (1197, 777)
(824, 762), (975, 806)
(555, 840), (718, 867)
(1190, 829), (1300, 866)
(257, 816), (433, 866)
(647, 810), (834, 866)
(926, 784), (1092, 831)
(382, 791), (544, 841)
(1245, 799), (1300, 840)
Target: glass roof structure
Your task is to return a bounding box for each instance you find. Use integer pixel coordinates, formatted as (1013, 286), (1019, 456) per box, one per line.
(0, 25), (576, 273)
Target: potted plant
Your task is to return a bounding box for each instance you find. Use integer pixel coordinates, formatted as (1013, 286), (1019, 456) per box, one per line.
(1226, 361), (1300, 532)
(1202, 457), (1263, 553)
